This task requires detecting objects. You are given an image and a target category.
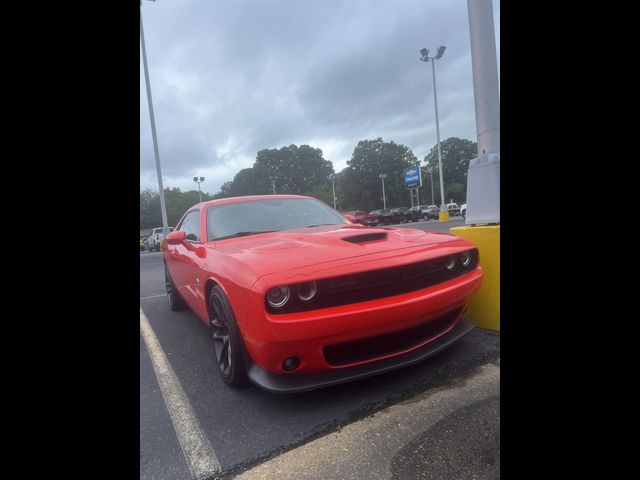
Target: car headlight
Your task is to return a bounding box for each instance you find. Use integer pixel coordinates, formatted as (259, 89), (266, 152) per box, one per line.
(297, 281), (317, 302)
(267, 286), (290, 308)
(459, 250), (473, 268)
(445, 256), (456, 270)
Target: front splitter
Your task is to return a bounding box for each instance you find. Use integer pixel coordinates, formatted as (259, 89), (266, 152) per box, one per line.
(245, 316), (476, 394)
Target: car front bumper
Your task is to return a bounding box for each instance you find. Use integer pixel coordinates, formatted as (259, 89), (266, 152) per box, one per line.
(244, 315), (475, 393)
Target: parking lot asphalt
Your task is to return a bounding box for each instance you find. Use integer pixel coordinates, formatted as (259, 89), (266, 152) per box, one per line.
(140, 216), (499, 479)
(235, 360), (500, 480)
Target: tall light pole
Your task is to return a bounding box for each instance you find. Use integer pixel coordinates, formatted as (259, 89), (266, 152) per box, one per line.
(420, 167), (435, 205)
(379, 173), (387, 209)
(141, 2), (168, 228)
(193, 176), (204, 203)
(420, 46), (447, 220)
(329, 174), (337, 210)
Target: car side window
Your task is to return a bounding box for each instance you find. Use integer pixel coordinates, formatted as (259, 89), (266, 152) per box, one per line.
(178, 210), (201, 243)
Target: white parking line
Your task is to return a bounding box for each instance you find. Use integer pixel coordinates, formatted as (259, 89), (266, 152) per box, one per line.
(140, 294), (166, 301)
(140, 308), (220, 480)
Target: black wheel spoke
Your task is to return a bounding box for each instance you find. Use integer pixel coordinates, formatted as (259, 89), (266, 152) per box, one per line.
(210, 296), (233, 376)
(219, 341), (227, 363)
(223, 342), (232, 374)
(211, 317), (223, 329)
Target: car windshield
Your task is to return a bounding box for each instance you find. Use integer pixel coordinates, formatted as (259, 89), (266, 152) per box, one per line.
(207, 198), (349, 241)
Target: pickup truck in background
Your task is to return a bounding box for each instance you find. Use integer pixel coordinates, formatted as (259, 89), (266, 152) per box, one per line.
(147, 226), (174, 252)
(445, 203), (461, 217)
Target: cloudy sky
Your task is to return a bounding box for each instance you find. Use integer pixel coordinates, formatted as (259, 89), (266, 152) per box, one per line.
(140, 0), (499, 195)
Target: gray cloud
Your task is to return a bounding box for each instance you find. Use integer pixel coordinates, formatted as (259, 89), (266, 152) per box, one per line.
(140, 0), (499, 195)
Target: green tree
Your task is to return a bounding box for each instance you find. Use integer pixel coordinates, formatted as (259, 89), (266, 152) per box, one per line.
(423, 137), (477, 204)
(343, 138), (417, 209)
(140, 189), (161, 229)
(254, 144), (334, 195)
(214, 181), (234, 198)
(214, 144), (335, 198)
(140, 187), (214, 229)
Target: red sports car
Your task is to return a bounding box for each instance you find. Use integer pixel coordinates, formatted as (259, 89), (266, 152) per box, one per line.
(163, 195), (482, 393)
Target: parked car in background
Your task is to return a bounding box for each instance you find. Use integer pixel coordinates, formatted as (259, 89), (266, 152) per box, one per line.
(406, 207), (423, 222)
(163, 194), (482, 392)
(140, 236), (147, 251)
(390, 207), (411, 223)
(343, 211), (368, 225)
(147, 227), (175, 252)
(373, 209), (393, 225)
(460, 204), (467, 219)
(361, 211), (380, 226)
(409, 206), (422, 220)
(418, 205), (439, 220)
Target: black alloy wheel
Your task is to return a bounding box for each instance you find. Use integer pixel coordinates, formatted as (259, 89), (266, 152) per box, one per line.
(208, 286), (248, 386)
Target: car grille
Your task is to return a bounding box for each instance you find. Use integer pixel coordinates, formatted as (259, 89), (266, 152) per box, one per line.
(268, 251), (477, 314)
(323, 308), (461, 366)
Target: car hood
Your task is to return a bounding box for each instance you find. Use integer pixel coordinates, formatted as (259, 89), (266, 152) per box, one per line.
(210, 224), (460, 276)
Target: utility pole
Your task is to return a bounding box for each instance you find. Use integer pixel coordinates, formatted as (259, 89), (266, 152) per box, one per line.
(379, 174), (387, 209)
(140, 2), (168, 228)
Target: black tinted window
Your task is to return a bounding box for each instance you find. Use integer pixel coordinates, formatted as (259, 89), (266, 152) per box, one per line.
(179, 210), (201, 242)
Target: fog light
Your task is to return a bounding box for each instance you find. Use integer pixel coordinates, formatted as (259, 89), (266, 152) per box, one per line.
(282, 356), (300, 372)
(267, 286), (290, 308)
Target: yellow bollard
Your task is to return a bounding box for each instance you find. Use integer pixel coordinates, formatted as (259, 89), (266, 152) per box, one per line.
(439, 210), (450, 223)
(450, 225), (500, 331)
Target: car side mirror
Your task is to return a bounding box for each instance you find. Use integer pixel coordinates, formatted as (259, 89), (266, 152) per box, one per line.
(343, 214), (355, 223)
(166, 230), (186, 245)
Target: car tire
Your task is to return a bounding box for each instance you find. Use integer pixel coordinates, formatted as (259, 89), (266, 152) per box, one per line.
(208, 285), (248, 387)
(165, 264), (187, 311)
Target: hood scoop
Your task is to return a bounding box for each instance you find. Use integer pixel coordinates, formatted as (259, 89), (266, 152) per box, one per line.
(342, 232), (388, 244)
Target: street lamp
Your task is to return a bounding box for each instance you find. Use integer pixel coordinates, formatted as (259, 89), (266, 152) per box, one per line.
(329, 174), (337, 210)
(193, 176), (204, 203)
(379, 173), (387, 209)
(420, 45), (448, 221)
